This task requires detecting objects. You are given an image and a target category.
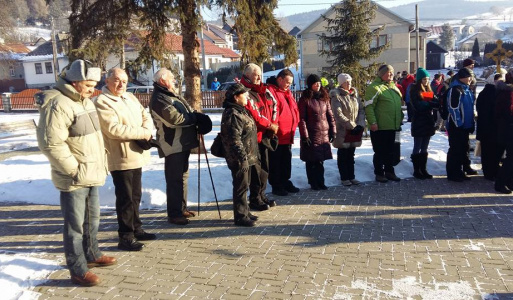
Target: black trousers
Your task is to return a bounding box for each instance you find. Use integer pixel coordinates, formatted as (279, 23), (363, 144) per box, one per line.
(164, 150), (190, 218)
(268, 144), (293, 189)
(249, 143), (268, 205)
(306, 161), (325, 186)
(337, 147), (356, 181)
(496, 142), (513, 189)
(111, 168), (143, 239)
(446, 122), (470, 178)
(230, 165), (252, 221)
(370, 130), (396, 175)
(480, 138), (504, 179)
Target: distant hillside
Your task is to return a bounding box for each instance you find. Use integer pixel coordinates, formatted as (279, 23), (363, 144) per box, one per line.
(279, 9), (327, 32)
(391, 0), (513, 25)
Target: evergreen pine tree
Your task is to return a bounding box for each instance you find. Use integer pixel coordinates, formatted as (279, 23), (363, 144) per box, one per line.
(472, 38), (480, 58)
(439, 23), (454, 51)
(320, 0), (387, 95)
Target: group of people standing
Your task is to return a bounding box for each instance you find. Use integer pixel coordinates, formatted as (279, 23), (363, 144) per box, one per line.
(34, 58), (513, 287)
(36, 60), (212, 286)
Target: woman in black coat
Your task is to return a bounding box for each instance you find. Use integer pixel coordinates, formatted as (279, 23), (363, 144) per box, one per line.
(298, 74), (336, 190)
(476, 73), (503, 180)
(220, 83), (260, 227)
(410, 68), (438, 179)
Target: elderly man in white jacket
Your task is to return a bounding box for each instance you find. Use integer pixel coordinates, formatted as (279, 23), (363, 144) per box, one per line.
(36, 60), (116, 287)
(95, 68), (156, 252)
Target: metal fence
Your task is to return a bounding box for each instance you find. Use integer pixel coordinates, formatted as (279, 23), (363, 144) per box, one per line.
(1, 89), (304, 112)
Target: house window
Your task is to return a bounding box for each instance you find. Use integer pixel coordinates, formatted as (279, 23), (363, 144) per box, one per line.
(317, 35), (332, 53)
(45, 62), (53, 74)
(371, 34), (388, 48)
(9, 66), (15, 77)
(35, 63), (42, 74)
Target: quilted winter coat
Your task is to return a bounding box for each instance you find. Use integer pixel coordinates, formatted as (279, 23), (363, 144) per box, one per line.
(298, 88), (336, 162)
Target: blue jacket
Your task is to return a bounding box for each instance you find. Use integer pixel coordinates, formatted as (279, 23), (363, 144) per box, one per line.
(447, 80), (475, 130)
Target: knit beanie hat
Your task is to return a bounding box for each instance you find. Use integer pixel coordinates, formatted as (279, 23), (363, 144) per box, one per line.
(337, 73), (352, 85)
(377, 64), (394, 77)
(415, 68), (430, 82)
(457, 67), (474, 79)
(61, 59), (101, 82)
(307, 74), (321, 89)
(463, 58), (475, 68)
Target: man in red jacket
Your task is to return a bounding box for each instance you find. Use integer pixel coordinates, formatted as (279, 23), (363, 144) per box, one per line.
(267, 69), (300, 196)
(241, 63), (279, 209)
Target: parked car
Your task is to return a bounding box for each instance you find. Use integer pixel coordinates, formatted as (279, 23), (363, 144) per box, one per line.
(219, 81), (237, 91)
(126, 86), (154, 94)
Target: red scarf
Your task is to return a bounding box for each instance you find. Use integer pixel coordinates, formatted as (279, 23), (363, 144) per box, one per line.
(241, 76), (267, 94)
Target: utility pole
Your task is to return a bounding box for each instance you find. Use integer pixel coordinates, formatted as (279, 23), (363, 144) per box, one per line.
(415, 4), (420, 69)
(50, 16), (59, 82)
(199, 23), (208, 91)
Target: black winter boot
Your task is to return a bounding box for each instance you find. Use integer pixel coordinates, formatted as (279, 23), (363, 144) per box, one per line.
(420, 153), (433, 179)
(412, 154), (425, 179)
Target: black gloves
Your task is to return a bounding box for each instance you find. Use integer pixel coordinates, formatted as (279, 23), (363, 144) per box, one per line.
(194, 112), (213, 135)
(350, 125), (364, 135)
(301, 137), (312, 147)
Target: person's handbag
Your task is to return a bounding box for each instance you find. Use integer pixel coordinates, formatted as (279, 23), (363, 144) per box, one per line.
(344, 129), (362, 143)
(210, 133), (225, 158)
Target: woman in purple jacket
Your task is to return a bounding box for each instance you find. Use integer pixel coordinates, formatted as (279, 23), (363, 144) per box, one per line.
(298, 74), (336, 190)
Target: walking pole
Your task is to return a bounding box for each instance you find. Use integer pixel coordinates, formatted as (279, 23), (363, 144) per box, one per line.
(200, 134), (222, 219)
(198, 137), (201, 216)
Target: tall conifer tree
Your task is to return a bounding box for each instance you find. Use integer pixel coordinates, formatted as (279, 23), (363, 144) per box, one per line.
(472, 38), (480, 58)
(320, 0), (387, 94)
(439, 23), (454, 52)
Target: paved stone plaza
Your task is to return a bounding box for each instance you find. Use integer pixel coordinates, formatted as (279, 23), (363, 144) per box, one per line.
(1, 176), (513, 299)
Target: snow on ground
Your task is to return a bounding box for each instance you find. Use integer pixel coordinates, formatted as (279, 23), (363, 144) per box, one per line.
(0, 83), (484, 299)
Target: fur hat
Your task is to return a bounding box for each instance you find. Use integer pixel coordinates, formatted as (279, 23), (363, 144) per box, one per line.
(377, 64), (394, 77)
(457, 67), (474, 79)
(415, 68), (430, 82)
(225, 83), (250, 101)
(337, 73), (352, 85)
(61, 60), (101, 82)
(307, 74), (321, 89)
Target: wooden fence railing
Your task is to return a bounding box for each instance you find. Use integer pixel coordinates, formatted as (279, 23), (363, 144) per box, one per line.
(1, 89), (304, 112)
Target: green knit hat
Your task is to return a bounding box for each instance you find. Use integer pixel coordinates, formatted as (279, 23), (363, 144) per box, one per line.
(416, 68), (430, 82)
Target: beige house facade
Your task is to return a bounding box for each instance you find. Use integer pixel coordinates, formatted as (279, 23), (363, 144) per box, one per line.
(298, 2), (427, 79)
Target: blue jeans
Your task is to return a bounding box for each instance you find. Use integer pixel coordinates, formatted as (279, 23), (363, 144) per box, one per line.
(60, 187), (102, 276)
(412, 136), (431, 155)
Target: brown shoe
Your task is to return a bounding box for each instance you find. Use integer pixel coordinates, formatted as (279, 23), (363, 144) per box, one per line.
(87, 255), (117, 268)
(183, 210), (196, 218)
(168, 216), (189, 225)
(71, 271), (100, 287)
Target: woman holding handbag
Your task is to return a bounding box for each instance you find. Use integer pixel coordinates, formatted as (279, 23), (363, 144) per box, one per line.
(410, 67), (439, 179)
(298, 74), (336, 190)
(330, 73), (366, 186)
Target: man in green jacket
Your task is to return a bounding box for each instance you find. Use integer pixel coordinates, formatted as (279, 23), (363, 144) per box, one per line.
(36, 60), (116, 287)
(364, 64), (404, 183)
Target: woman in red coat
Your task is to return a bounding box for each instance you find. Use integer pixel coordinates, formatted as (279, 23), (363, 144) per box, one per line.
(298, 74), (336, 190)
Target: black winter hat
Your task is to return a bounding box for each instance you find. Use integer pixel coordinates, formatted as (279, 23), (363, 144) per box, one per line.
(457, 67), (474, 79)
(225, 83), (250, 102)
(306, 74), (321, 89)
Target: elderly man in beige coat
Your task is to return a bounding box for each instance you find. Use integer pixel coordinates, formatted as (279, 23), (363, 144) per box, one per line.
(36, 59), (116, 287)
(95, 68), (156, 252)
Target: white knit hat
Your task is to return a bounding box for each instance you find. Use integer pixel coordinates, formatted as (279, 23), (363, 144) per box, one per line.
(61, 59), (101, 82)
(337, 73), (352, 85)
